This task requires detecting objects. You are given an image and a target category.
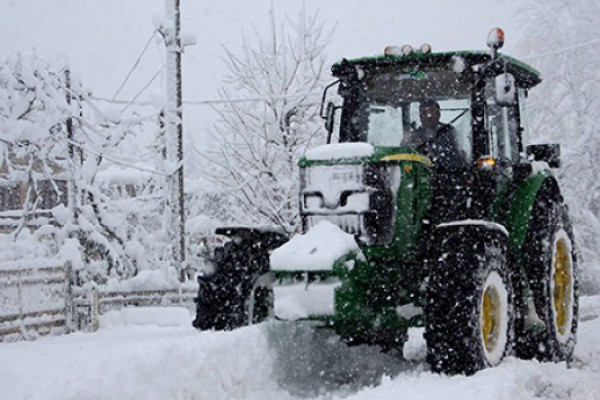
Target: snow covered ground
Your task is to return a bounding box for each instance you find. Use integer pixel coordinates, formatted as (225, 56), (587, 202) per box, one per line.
(2, 297), (600, 400)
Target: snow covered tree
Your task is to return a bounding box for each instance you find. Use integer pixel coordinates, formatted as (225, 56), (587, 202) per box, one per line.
(203, 8), (332, 234)
(517, 0), (600, 291)
(0, 53), (71, 229)
(0, 52), (152, 282)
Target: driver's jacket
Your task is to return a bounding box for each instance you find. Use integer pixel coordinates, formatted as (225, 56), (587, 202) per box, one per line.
(404, 123), (466, 169)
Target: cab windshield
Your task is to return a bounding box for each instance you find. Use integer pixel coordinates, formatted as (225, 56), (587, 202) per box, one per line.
(341, 67), (473, 164)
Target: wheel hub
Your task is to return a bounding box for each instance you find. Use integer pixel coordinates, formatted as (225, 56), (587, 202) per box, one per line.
(482, 286), (501, 353)
(553, 237), (573, 336)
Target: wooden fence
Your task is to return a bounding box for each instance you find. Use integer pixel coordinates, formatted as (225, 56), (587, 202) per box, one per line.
(73, 287), (197, 332)
(0, 259), (72, 342)
(0, 258), (198, 341)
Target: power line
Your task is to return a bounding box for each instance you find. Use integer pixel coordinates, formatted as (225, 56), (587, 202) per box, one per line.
(120, 64), (166, 112)
(66, 138), (171, 177)
(90, 96), (153, 106)
(112, 30), (158, 102)
(91, 90), (322, 107)
(88, 36), (600, 109)
(185, 92), (321, 105)
(521, 37), (600, 61)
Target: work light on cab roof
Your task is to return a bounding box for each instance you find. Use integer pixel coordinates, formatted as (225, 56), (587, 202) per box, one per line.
(487, 27), (505, 59)
(383, 43), (432, 57)
(487, 27), (505, 49)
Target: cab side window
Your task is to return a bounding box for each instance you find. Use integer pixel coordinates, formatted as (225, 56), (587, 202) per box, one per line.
(517, 89), (530, 155)
(485, 80), (521, 163)
(486, 103), (511, 161)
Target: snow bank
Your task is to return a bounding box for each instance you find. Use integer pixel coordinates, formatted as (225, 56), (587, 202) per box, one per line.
(0, 322), (294, 400)
(270, 221), (360, 271)
(105, 267), (194, 291)
(99, 307), (191, 328)
(2, 296), (600, 400)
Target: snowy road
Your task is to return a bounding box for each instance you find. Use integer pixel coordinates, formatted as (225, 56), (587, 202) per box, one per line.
(2, 298), (600, 400)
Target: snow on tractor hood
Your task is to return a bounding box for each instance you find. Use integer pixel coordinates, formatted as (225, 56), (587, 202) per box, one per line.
(304, 143), (374, 161)
(270, 221), (363, 272)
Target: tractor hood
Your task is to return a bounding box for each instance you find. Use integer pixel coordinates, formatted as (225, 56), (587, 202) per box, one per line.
(297, 143), (429, 248)
(304, 142), (375, 162)
(299, 143), (433, 168)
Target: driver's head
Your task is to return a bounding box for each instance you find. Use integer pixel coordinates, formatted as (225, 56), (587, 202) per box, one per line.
(419, 100), (441, 129)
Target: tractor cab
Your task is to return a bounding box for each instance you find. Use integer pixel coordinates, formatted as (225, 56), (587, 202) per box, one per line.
(323, 29), (545, 171)
(312, 28), (559, 233)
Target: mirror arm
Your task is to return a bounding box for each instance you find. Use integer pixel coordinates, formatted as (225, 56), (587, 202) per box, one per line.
(320, 79), (340, 119)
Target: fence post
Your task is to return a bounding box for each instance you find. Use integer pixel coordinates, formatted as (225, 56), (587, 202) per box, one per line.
(16, 268), (24, 334)
(91, 287), (100, 332)
(64, 261), (74, 333)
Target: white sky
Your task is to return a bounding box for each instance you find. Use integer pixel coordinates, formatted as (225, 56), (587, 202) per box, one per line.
(0, 0), (522, 144)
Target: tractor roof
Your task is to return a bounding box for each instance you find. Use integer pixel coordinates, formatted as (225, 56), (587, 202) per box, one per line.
(332, 50), (541, 89)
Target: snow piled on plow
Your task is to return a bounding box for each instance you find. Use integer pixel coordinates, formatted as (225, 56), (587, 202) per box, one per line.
(270, 221), (360, 271)
(273, 281), (341, 319)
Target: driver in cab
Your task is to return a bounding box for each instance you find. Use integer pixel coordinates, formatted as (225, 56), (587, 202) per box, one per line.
(402, 99), (466, 169)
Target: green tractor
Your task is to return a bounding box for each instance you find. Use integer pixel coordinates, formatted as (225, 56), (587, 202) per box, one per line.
(194, 29), (578, 375)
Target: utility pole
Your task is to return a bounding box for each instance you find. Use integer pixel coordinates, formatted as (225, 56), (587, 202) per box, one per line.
(162, 0), (186, 279)
(65, 68), (79, 230)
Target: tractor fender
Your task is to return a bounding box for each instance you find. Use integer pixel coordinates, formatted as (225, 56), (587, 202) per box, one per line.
(436, 219), (509, 237)
(504, 171), (560, 251)
(434, 220), (510, 255)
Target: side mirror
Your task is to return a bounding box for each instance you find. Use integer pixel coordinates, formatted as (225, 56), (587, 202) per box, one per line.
(320, 80), (341, 144)
(526, 144), (561, 168)
(494, 73), (516, 106)
(324, 101), (336, 138)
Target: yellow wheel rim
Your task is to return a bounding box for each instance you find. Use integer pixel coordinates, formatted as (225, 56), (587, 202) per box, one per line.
(482, 286), (501, 353)
(553, 238), (573, 336)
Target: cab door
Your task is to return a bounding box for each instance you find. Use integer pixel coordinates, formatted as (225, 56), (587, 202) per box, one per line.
(484, 76), (523, 220)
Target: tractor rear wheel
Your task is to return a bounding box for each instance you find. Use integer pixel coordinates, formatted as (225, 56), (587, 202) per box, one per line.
(425, 228), (513, 375)
(516, 186), (578, 362)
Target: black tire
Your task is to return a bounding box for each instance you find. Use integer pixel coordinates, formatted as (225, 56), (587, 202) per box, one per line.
(516, 186), (578, 362)
(192, 272), (245, 330)
(192, 277), (216, 330)
(251, 286), (271, 322)
(425, 227), (513, 375)
(192, 236), (275, 331)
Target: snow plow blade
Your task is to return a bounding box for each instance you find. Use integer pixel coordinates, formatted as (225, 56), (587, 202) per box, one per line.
(269, 221), (364, 322)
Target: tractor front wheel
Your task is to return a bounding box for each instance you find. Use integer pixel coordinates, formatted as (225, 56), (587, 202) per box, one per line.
(425, 228), (513, 375)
